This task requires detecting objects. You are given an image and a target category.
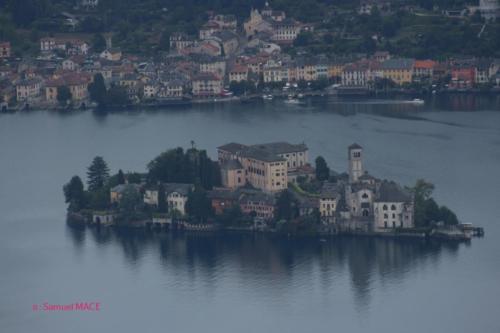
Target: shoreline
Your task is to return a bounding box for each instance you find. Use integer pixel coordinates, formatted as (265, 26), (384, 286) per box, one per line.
(3, 89), (500, 113)
(67, 212), (482, 242)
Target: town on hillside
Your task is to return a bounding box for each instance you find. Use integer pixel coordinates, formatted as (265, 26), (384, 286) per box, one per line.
(1, 1), (500, 111)
(64, 142), (482, 240)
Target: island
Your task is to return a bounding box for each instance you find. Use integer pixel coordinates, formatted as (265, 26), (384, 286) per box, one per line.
(64, 142), (483, 241)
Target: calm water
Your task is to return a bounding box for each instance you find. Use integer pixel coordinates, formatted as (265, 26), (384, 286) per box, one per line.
(1, 96), (500, 332)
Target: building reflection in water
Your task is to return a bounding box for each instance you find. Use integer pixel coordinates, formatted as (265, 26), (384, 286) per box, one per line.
(67, 225), (462, 311)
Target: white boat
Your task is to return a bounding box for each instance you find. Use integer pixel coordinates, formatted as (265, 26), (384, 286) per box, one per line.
(263, 94), (273, 100)
(285, 95), (301, 104)
(411, 98), (424, 104)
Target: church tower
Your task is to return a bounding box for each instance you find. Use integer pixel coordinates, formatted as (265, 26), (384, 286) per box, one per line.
(348, 143), (363, 183)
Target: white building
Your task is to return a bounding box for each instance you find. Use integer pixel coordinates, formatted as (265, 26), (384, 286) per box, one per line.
(143, 183), (193, 215)
(373, 181), (414, 231)
(348, 143), (363, 183)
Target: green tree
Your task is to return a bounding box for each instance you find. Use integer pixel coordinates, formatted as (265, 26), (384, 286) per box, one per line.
(106, 85), (129, 106)
(92, 33), (107, 53)
(57, 86), (72, 105)
(63, 175), (86, 211)
(126, 172), (142, 184)
(157, 183), (167, 213)
(88, 73), (107, 105)
(275, 190), (299, 221)
(315, 156), (330, 181)
(117, 169), (125, 185)
(87, 156), (110, 191)
(186, 185), (213, 223)
(117, 185), (142, 224)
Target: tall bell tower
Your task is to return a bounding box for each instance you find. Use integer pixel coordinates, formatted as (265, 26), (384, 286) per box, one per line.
(348, 143), (363, 183)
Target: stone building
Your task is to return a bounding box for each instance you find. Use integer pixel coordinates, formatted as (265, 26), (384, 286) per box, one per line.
(373, 181), (414, 231)
(217, 141), (309, 192)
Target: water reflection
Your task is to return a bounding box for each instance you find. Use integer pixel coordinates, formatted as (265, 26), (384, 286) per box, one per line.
(69, 225), (463, 311)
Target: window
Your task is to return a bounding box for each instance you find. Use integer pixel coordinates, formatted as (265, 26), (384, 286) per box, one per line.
(384, 213), (388, 219)
(384, 221), (387, 228)
(392, 213), (395, 218)
(392, 222), (396, 228)
(383, 205), (388, 211)
(391, 204), (396, 210)
(362, 193), (368, 199)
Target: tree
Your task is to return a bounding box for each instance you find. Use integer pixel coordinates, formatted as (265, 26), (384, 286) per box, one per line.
(106, 85), (129, 106)
(57, 86), (72, 105)
(439, 206), (459, 225)
(88, 73), (107, 106)
(63, 176), (86, 211)
(126, 172), (142, 184)
(412, 179), (435, 201)
(117, 169), (125, 185)
(186, 185), (213, 223)
(92, 33), (107, 53)
(315, 156), (330, 181)
(275, 190), (299, 221)
(293, 31), (313, 47)
(117, 185), (142, 224)
(157, 183), (167, 213)
(87, 156), (110, 191)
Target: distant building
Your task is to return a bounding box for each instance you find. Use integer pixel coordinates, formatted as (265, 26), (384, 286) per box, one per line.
(143, 183), (193, 215)
(0, 41), (11, 58)
(348, 143), (363, 183)
(220, 159), (245, 188)
(169, 33), (196, 51)
(229, 64), (249, 83)
(479, 0), (500, 21)
(319, 183), (340, 223)
(380, 58), (415, 86)
(110, 184), (141, 204)
(217, 141), (309, 192)
(373, 181), (414, 231)
(16, 77), (43, 102)
(81, 0), (99, 9)
(413, 60), (436, 80)
(100, 48), (122, 61)
(192, 72), (222, 98)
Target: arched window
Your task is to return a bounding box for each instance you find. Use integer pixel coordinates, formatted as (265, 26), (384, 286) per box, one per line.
(362, 193), (368, 199)
(391, 204), (396, 210)
(384, 213), (388, 219)
(383, 205), (388, 211)
(362, 210), (369, 217)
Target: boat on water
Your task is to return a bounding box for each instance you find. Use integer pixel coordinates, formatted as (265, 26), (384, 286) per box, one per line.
(284, 94), (304, 105)
(263, 94), (273, 100)
(411, 98), (425, 104)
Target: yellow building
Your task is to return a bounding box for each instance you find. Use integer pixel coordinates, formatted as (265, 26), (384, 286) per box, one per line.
(217, 142), (309, 192)
(380, 58), (415, 86)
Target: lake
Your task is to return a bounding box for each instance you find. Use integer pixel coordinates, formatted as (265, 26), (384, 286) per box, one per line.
(1, 95), (499, 332)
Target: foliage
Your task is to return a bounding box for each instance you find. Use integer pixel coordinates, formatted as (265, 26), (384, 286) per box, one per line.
(91, 33), (107, 53)
(186, 185), (213, 223)
(315, 156), (330, 181)
(87, 156), (110, 191)
(63, 175), (86, 211)
(57, 85), (72, 104)
(126, 172), (142, 184)
(275, 190), (299, 221)
(410, 179), (459, 227)
(116, 185), (143, 224)
(87, 187), (110, 210)
(117, 169), (126, 185)
(147, 147), (220, 190)
(217, 204), (244, 227)
(229, 80), (256, 96)
(88, 73), (107, 106)
(157, 183), (167, 213)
